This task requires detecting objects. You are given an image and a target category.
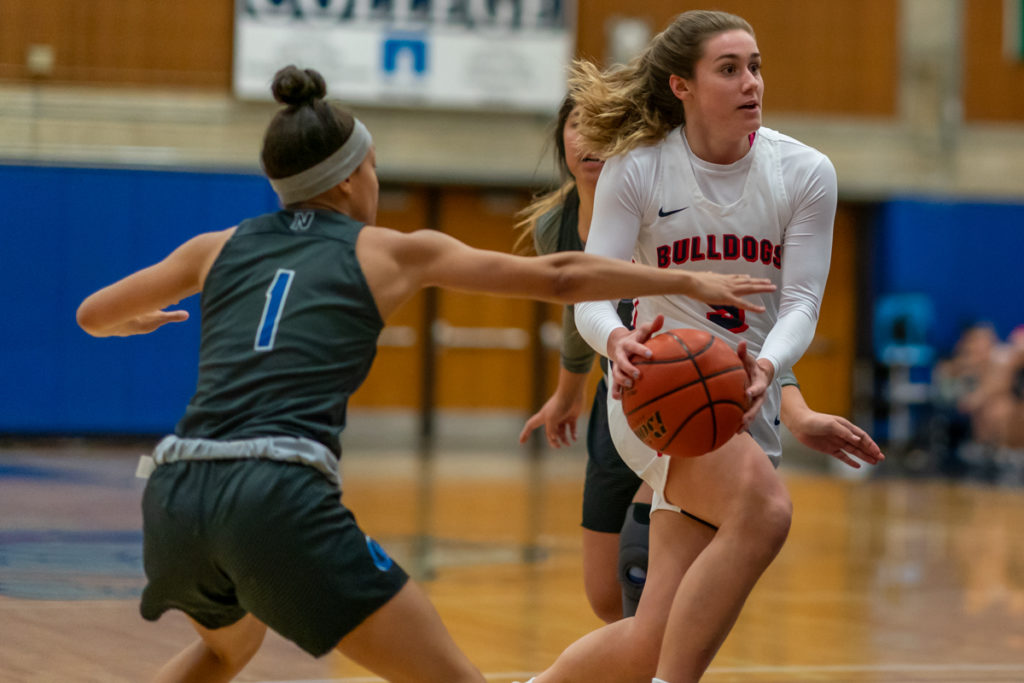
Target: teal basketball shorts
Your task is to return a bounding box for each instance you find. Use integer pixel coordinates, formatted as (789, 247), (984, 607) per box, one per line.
(139, 458), (408, 656)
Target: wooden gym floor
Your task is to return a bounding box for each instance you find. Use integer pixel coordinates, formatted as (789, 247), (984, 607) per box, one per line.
(2, 429), (1024, 683)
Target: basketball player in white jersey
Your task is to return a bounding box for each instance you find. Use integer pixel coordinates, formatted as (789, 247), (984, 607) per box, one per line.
(518, 10), (854, 683)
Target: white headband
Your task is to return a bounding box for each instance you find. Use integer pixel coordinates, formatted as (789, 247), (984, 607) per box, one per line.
(267, 118), (373, 205)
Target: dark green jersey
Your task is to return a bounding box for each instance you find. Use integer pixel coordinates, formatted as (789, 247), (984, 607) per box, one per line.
(534, 188), (633, 375)
(175, 209), (383, 456)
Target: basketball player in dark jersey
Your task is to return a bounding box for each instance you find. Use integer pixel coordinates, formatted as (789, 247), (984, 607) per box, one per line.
(76, 65), (776, 683)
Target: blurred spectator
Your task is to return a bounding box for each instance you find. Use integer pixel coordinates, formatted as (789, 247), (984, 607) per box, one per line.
(929, 322), (998, 466)
(930, 323), (1024, 481)
(934, 322), (998, 412)
(961, 325), (1024, 450)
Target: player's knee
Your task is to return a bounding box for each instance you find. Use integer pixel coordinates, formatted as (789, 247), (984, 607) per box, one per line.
(620, 616), (662, 675)
(618, 502), (651, 619)
(763, 493), (793, 548)
(586, 586), (624, 624)
(740, 491), (792, 559)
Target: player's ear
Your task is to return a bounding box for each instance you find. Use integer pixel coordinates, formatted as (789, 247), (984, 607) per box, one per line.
(669, 74), (690, 103)
(331, 179), (353, 200)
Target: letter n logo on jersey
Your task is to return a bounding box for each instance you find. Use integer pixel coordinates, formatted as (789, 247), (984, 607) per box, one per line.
(290, 212), (315, 232)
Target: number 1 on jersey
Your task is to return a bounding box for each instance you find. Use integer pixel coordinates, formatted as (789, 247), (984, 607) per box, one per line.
(255, 268), (295, 351)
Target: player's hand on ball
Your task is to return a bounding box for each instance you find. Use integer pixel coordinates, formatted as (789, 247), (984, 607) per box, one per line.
(623, 328), (748, 457)
(607, 315), (664, 399)
(737, 341), (773, 427)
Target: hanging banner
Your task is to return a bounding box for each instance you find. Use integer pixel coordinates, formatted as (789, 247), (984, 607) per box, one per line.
(234, 0), (574, 112)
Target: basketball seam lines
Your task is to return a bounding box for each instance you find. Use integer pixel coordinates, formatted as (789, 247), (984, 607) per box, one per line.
(622, 365), (744, 413)
(676, 333), (715, 453)
(662, 331), (730, 454)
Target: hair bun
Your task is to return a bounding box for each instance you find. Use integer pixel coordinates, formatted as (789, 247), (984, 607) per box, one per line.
(271, 65), (328, 107)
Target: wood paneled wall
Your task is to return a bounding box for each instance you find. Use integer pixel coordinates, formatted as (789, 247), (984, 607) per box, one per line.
(350, 186), (553, 411)
(349, 187), (431, 409)
(435, 189), (541, 409)
(0, 0), (232, 86)
(964, 0), (1024, 122)
(791, 202), (859, 418)
(578, 0), (899, 117)
(2, 1), (1021, 122)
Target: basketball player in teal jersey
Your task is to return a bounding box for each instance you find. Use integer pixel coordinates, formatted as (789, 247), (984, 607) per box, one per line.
(76, 65), (777, 683)
(517, 94), (883, 625)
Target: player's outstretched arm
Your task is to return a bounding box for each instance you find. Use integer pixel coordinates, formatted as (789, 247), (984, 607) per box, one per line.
(77, 229), (235, 337)
(393, 229), (775, 307)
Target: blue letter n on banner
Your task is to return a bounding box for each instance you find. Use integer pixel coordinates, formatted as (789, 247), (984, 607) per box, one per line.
(382, 34), (428, 75)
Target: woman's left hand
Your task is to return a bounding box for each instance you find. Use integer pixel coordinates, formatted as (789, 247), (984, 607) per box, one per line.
(789, 412), (885, 468)
(737, 341), (773, 428)
(108, 309), (190, 336)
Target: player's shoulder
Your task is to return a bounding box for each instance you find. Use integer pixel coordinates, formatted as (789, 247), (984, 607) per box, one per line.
(604, 137), (664, 187)
(758, 127), (831, 163)
(757, 126), (835, 178)
(179, 226), (236, 257)
(617, 135), (665, 167)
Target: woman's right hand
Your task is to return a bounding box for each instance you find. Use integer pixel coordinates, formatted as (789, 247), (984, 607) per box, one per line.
(737, 341), (773, 427)
(519, 389), (585, 448)
(607, 315), (665, 399)
(689, 272), (775, 312)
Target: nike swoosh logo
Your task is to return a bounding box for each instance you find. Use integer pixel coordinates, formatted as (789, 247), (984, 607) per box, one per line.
(658, 206), (688, 217)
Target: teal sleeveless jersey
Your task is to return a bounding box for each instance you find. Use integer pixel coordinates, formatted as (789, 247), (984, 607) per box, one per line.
(175, 209), (383, 456)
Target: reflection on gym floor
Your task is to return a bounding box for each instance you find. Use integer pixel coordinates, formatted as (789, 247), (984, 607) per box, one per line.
(2, 435), (1023, 682)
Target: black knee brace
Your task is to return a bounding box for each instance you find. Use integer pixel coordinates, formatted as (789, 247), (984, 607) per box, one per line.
(618, 502), (651, 618)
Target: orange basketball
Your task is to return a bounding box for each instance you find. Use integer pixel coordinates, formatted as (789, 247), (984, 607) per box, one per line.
(621, 328), (748, 457)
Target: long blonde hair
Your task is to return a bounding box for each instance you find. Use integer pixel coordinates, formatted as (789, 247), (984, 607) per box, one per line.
(570, 10), (754, 159)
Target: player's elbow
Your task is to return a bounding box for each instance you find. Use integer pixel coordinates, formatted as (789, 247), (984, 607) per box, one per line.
(545, 253), (589, 303)
(76, 300), (110, 337)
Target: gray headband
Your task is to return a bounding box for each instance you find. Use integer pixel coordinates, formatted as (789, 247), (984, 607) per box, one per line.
(267, 118), (373, 205)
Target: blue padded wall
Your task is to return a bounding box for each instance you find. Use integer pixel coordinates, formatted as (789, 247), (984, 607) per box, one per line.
(3, 163), (1021, 435)
(875, 198), (1024, 355)
(0, 164), (278, 434)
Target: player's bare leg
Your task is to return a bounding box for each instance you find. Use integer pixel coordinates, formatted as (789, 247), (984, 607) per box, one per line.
(335, 581), (485, 683)
(654, 434), (791, 682)
(533, 512), (714, 682)
(152, 614), (266, 683)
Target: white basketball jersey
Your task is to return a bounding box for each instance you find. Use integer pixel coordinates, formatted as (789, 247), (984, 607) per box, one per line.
(628, 127), (811, 463)
(581, 125), (835, 463)
(632, 126), (793, 358)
